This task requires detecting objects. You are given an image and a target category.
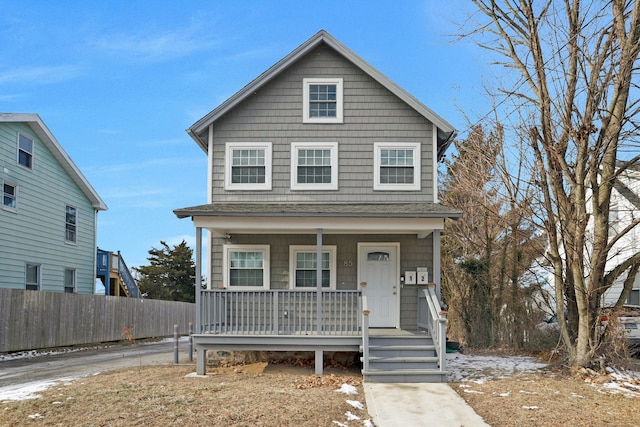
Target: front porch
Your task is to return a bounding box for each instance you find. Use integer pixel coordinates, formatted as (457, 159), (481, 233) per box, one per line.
(192, 286), (448, 382)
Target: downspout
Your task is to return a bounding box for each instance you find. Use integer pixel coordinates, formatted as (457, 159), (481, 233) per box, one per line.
(93, 209), (98, 294)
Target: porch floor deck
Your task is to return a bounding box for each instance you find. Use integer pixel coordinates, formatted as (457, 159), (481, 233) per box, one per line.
(192, 328), (431, 376)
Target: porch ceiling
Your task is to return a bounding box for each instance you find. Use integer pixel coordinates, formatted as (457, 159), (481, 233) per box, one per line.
(174, 202), (461, 238)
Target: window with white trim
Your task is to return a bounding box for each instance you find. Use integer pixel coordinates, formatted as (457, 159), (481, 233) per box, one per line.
(17, 133), (33, 169)
(26, 263), (40, 290)
(65, 205), (77, 243)
(223, 245), (270, 289)
(290, 142), (338, 190)
(303, 78), (343, 123)
(373, 142), (421, 191)
(2, 181), (17, 210)
(64, 268), (76, 293)
(225, 142), (272, 190)
(289, 245), (337, 290)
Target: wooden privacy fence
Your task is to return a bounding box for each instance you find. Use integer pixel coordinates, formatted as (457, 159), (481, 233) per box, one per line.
(0, 289), (195, 353)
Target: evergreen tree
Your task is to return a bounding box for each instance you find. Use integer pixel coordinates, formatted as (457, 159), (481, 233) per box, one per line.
(135, 240), (195, 303)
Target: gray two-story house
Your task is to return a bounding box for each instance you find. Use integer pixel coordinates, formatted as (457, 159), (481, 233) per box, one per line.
(175, 30), (461, 382)
(0, 113), (107, 294)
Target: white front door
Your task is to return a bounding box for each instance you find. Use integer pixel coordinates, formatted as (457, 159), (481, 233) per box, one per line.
(358, 243), (399, 328)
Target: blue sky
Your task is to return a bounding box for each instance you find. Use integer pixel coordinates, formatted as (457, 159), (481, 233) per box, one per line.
(1, 0), (491, 268)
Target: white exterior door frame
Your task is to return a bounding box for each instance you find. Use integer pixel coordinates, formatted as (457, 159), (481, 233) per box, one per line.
(357, 242), (401, 328)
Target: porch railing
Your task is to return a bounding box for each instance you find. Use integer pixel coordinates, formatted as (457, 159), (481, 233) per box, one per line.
(419, 285), (447, 370)
(199, 289), (361, 335)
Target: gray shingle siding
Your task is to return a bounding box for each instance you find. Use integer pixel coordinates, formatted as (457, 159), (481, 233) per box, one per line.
(210, 43), (435, 204)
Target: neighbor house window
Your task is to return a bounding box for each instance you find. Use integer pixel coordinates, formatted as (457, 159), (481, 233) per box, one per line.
(289, 245), (337, 290)
(2, 181), (17, 210)
(290, 142), (338, 190)
(628, 289), (640, 306)
(373, 142), (421, 190)
(64, 268), (76, 293)
(26, 263), (40, 290)
(303, 78), (343, 123)
(225, 142), (272, 190)
(65, 205), (77, 243)
(17, 133), (34, 169)
(223, 245), (270, 289)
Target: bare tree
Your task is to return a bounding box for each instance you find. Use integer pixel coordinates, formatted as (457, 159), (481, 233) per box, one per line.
(441, 124), (545, 348)
(465, 0), (640, 366)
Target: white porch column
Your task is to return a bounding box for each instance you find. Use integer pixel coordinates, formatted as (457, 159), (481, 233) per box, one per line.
(433, 229), (441, 298)
(316, 228), (323, 336)
(195, 226), (202, 333)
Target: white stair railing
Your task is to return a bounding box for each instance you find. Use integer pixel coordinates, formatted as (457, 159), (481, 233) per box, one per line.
(421, 284), (447, 371)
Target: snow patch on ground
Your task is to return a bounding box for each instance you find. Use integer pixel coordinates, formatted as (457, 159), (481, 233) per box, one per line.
(446, 352), (548, 382)
(0, 378), (79, 402)
(446, 351), (640, 398)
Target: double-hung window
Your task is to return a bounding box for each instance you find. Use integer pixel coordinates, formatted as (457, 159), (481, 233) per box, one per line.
(17, 133), (34, 169)
(225, 142), (272, 190)
(223, 245), (270, 289)
(65, 205), (77, 243)
(290, 142), (338, 190)
(26, 263), (40, 291)
(2, 181), (17, 210)
(373, 142), (421, 191)
(64, 268), (76, 293)
(289, 245), (336, 290)
(303, 78), (343, 123)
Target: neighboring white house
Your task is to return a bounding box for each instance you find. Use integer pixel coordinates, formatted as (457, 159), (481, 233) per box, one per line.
(0, 113), (107, 294)
(602, 163), (640, 306)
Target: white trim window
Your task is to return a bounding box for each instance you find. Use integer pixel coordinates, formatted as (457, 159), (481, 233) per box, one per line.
(303, 78), (343, 123)
(373, 142), (421, 191)
(26, 263), (40, 291)
(17, 133), (34, 170)
(225, 142), (272, 190)
(290, 142), (338, 190)
(64, 268), (76, 293)
(65, 205), (77, 243)
(289, 245), (337, 290)
(223, 245), (270, 289)
(2, 181), (17, 211)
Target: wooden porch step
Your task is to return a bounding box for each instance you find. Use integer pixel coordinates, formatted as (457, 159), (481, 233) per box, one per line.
(367, 356), (439, 370)
(362, 332), (444, 383)
(367, 345), (437, 357)
(362, 369), (448, 383)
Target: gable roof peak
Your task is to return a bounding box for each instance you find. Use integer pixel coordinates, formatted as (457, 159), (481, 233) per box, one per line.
(0, 113), (107, 211)
(187, 30), (456, 157)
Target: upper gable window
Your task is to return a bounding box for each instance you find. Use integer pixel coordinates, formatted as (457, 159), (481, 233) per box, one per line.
(290, 142), (338, 190)
(225, 142), (272, 190)
(373, 142), (421, 191)
(17, 133), (34, 169)
(303, 78), (343, 123)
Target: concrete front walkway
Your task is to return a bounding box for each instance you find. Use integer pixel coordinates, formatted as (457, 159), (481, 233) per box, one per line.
(364, 382), (491, 427)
